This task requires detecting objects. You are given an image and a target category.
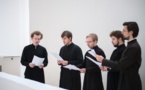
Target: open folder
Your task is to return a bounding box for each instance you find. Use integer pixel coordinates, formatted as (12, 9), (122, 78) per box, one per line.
(63, 64), (80, 71)
(50, 52), (64, 61)
(86, 56), (102, 67)
(32, 55), (45, 66)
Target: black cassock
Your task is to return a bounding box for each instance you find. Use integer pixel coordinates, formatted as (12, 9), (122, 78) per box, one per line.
(103, 39), (142, 90)
(59, 43), (83, 90)
(21, 44), (48, 83)
(77, 45), (106, 90)
(107, 44), (126, 90)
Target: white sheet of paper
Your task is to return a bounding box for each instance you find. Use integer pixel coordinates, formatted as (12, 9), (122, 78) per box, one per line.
(32, 55), (45, 66)
(88, 49), (96, 57)
(63, 64), (80, 71)
(50, 52), (63, 61)
(86, 56), (102, 67)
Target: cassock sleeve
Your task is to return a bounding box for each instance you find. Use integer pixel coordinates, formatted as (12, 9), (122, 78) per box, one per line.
(76, 56), (86, 68)
(86, 51), (106, 72)
(21, 47), (29, 66)
(102, 46), (139, 71)
(108, 51), (124, 72)
(68, 47), (83, 65)
(43, 48), (48, 67)
(86, 66), (100, 72)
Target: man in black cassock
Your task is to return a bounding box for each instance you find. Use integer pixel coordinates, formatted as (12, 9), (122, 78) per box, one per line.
(77, 33), (105, 90)
(57, 30), (83, 90)
(106, 30), (126, 90)
(21, 31), (48, 83)
(96, 22), (142, 90)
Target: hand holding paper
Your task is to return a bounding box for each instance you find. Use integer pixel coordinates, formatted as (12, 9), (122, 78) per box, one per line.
(63, 64), (80, 71)
(86, 56), (102, 67)
(100, 66), (108, 71)
(57, 60), (63, 65)
(61, 61), (68, 65)
(88, 49), (104, 62)
(39, 64), (44, 69)
(29, 63), (35, 68)
(50, 52), (63, 61)
(80, 68), (86, 73)
(57, 60), (68, 65)
(32, 55), (45, 66)
(95, 54), (104, 62)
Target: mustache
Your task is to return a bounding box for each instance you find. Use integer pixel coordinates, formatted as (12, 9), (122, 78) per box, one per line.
(123, 36), (129, 40)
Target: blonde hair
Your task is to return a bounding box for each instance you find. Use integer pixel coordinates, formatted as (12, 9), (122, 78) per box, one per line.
(86, 33), (98, 41)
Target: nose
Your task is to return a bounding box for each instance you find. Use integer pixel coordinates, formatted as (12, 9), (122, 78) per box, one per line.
(87, 43), (89, 46)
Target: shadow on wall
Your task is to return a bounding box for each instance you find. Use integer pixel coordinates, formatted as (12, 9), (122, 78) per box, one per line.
(0, 65), (1, 72)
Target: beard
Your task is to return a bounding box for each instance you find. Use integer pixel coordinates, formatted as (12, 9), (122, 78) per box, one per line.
(113, 41), (119, 47)
(123, 36), (129, 40)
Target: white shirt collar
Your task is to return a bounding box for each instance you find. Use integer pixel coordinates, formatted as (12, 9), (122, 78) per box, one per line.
(128, 38), (136, 42)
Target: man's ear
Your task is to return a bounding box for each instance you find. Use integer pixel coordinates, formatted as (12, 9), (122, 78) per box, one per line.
(69, 37), (72, 41)
(129, 31), (133, 36)
(94, 40), (98, 44)
(119, 37), (123, 41)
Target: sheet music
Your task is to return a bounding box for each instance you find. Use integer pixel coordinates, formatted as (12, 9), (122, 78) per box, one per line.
(86, 56), (102, 67)
(32, 55), (45, 66)
(88, 49), (96, 57)
(50, 52), (64, 61)
(63, 64), (80, 71)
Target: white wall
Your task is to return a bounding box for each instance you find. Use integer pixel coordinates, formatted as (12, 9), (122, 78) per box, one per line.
(18, 0), (30, 77)
(0, 0), (29, 56)
(0, 0), (29, 76)
(0, 0), (20, 56)
(29, 0), (145, 89)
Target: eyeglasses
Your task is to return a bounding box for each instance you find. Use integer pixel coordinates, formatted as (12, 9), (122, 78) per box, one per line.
(85, 41), (93, 43)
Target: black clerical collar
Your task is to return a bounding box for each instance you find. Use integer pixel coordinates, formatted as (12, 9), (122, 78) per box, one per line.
(128, 39), (137, 45)
(32, 44), (39, 49)
(128, 38), (136, 42)
(117, 44), (125, 49)
(66, 42), (73, 47)
(92, 45), (98, 49)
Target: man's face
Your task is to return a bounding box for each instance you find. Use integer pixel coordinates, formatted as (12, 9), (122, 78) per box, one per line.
(62, 36), (71, 45)
(111, 36), (119, 47)
(122, 26), (130, 40)
(86, 37), (95, 49)
(32, 34), (41, 46)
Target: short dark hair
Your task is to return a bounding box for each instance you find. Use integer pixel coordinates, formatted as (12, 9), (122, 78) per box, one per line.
(61, 30), (72, 40)
(110, 30), (124, 42)
(31, 31), (43, 39)
(123, 22), (139, 38)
